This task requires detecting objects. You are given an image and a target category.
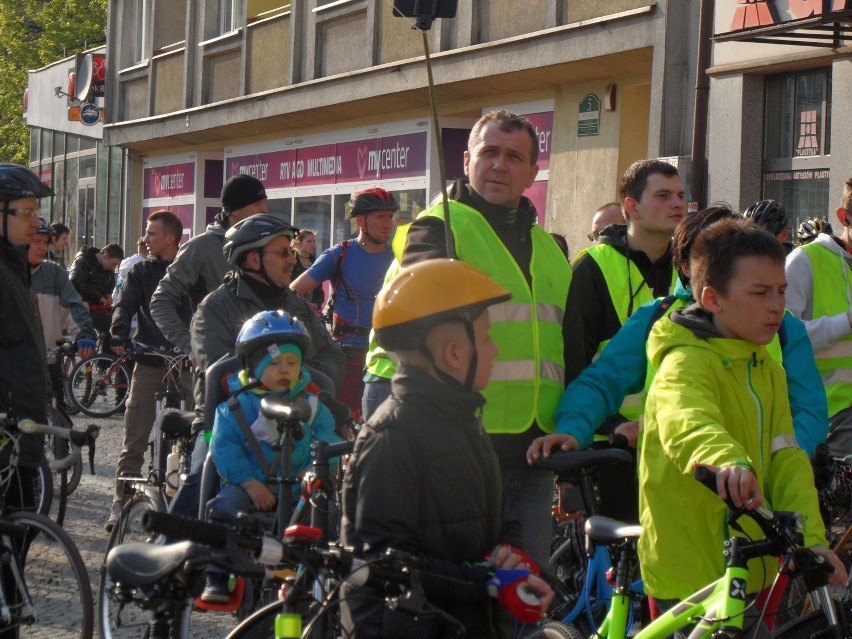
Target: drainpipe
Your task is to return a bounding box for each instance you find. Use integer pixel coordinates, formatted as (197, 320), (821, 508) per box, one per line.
(691, 0), (714, 209)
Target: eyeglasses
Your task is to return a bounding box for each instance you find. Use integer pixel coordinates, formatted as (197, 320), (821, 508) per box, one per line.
(262, 248), (296, 259)
(6, 207), (40, 219)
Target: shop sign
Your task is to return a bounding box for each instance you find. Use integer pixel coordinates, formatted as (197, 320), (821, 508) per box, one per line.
(143, 162), (196, 199)
(795, 109), (820, 157)
(525, 111), (552, 170)
(227, 132), (428, 187)
(578, 94), (600, 137)
(764, 168), (830, 181)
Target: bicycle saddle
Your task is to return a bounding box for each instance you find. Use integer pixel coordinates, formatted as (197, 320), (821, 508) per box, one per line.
(106, 541), (209, 587)
(535, 448), (633, 482)
(158, 409), (195, 440)
(584, 516), (642, 546)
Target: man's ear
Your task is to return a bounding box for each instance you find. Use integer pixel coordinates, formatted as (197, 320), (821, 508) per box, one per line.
(244, 250), (261, 271)
(623, 197), (640, 221)
(463, 150), (471, 177)
(836, 207), (849, 228)
(700, 285), (722, 314)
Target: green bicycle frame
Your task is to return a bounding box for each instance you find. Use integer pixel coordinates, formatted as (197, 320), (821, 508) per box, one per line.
(597, 563), (750, 639)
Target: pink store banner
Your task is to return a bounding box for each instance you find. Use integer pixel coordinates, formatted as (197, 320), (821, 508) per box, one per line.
(226, 132), (427, 187)
(143, 163), (196, 199)
(524, 112), (552, 171)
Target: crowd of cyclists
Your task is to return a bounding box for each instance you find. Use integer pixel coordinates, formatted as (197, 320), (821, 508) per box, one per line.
(2, 105), (852, 637)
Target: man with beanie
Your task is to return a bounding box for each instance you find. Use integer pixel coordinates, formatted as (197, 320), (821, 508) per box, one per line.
(150, 174), (268, 359)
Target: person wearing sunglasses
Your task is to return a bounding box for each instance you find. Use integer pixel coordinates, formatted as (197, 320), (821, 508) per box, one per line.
(0, 164), (55, 511)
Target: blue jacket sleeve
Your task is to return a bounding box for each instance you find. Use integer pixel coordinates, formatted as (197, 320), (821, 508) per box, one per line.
(555, 300), (660, 448)
(210, 399), (258, 486)
(780, 312), (829, 457)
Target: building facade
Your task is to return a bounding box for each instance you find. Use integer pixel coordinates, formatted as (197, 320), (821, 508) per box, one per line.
(103, 1), (700, 254)
(708, 0), (852, 231)
(26, 47), (126, 262)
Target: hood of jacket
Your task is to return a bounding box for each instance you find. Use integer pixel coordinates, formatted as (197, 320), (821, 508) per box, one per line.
(648, 303), (768, 370)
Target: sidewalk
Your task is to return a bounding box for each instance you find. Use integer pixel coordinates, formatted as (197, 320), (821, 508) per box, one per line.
(63, 411), (240, 638)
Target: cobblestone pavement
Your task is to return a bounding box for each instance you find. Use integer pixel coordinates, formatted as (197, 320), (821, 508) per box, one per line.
(60, 410), (244, 638)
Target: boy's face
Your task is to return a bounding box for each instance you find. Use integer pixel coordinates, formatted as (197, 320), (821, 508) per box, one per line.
(626, 173), (686, 236)
(259, 351), (301, 391)
(702, 255), (786, 345)
(471, 311), (499, 391)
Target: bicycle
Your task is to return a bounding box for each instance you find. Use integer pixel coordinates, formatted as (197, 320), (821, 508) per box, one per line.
(66, 345), (133, 418)
(0, 411), (97, 638)
(103, 509), (465, 639)
(52, 337), (82, 416)
(535, 447), (643, 635)
(99, 393), (355, 639)
(529, 468), (847, 639)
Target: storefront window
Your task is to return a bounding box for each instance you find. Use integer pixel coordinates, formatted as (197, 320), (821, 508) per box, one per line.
(762, 69), (831, 225)
(296, 195), (333, 250)
(391, 188), (426, 226)
(30, 128), (40, 161)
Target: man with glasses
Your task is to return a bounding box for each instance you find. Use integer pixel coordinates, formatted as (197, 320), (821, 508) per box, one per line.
(167, 214), (344, 518)
(0, 164), (54, 510)
(588, 202), (624, 243)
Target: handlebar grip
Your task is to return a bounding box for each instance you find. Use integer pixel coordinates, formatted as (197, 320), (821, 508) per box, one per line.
(141, 511), (227, 548)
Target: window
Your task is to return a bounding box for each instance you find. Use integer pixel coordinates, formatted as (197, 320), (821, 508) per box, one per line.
(762, 69), (832, 226)
(132, 0), (152, 63)
(221, 0), (237, 33)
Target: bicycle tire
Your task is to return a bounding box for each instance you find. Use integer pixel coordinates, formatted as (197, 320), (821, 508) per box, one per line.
(3, 509), (94, 638)
(773, 610), (833, 639)
(33, 457), (54, 519)
(46, 405), (83, 495)
(68, 354), (131, 418)
(527, 621), (587, 639)
(225, 599), (280, 639)
(60, 351), (81, 416)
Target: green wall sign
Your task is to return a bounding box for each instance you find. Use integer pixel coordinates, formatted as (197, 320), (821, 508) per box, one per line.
(578, 93), (600, 137)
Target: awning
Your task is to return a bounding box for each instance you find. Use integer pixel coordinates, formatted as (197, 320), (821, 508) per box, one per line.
(713, 9), (852, 48)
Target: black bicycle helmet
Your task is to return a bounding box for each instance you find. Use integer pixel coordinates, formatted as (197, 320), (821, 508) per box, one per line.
(35, 217), (51, 236)
(223, 214), (298, 266)
(347, 188), (400, 218)
(797, 217), (833, 245)
(743, 200), (788, 236)
(0, 164), (54, 201)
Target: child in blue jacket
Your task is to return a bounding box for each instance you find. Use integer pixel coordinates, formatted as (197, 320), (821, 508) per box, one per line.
(201, 310), (340, 603)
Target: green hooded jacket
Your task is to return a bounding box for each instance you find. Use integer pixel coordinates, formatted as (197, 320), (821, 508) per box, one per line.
(638, 305), (826, 600)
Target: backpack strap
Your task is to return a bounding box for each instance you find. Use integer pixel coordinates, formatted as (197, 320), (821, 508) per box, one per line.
(227, 395), (278, 479)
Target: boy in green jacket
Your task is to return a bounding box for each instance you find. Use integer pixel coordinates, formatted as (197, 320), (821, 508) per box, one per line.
(639, 218), (845, 611)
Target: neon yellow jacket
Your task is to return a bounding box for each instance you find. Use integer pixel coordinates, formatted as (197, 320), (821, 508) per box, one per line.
(638, 308), (826, 600)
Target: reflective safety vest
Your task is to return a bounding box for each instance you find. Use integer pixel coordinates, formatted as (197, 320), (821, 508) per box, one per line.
(801, 241), (852, 418)
(364, 260), (402, 380)
(415, 201), (572, 434)
(575, 243), (677, 421)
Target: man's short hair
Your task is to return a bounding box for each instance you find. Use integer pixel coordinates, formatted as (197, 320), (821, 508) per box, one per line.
(50, 222), (69, 237)
(841, 177), (852, 212)
(618, 159), (679, 202)
(672, 203), (738, 275)
(101, 243), (125, 260)
(147, 209), (183, 242)
(469, 110), (539, 165)
(690, 218), (785, 299)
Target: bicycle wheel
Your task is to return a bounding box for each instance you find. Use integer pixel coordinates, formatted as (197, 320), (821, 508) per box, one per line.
(773, 610), (833, 639)
(225, 600), (279, 639)
(97, 493), (159, 636)
(68, 354), (131, 418)
(59, 351), (81, 416)
(3, 509), (94, 638)
(46, 405), (83, 496)
(33, 457), (54, 519)
(527, 621), (586, 639)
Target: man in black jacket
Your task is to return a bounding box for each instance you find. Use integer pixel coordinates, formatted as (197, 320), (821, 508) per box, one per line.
(0, 164), (54, 510)
(70, 242), (124, 334)
(105, 210), (192, 530)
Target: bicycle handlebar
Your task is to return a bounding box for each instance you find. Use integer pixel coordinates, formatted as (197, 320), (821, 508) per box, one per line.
(16, 418), (100, 472)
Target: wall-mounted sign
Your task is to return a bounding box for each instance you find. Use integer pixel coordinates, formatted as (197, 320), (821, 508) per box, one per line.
(226, 132), (428, 187)
(578, 94), (600, 137)
(143, 162), (197, 199)
(726, 0), (850, 32)
(67, 104), (104, 125)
